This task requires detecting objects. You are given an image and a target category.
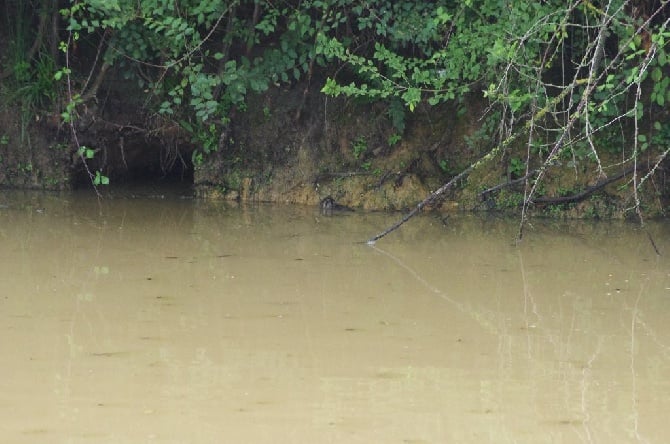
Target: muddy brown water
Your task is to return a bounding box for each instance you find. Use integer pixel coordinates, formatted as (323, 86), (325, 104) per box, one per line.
(1, 188), (669, 443)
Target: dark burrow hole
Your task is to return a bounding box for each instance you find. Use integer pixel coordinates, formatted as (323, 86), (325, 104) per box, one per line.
(73, 140), (194, 191)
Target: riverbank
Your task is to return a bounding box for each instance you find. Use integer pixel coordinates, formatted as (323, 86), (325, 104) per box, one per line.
(0, 83), (667, 219)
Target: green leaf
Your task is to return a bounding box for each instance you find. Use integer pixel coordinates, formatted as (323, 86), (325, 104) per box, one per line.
(402, 88), (421, 111)
(652, 67), (663, 82)
(94, 171), (109, 186)
(656, 93), (665, 107)
(78, 146), (96, 159)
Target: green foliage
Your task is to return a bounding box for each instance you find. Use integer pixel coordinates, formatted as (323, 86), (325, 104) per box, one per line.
(55, 1), (662, 145)
(74, 146), (109, 186)
(4, 0), (662, 209)
(2, 1), (60, 113)
(18, 162), (33, 174)
(508, 157), (525, 178)
(60, 94), (82, 124)
(58, 0), (362, 157)
(387, 133), (402, 147)
(496, 190), (524, 209)
(651, 120), (670, 148)
(317, 0), (670, 193)
(13, 52), (59, 110)
(649, 35), (670, 108)
(179, 120), (220, 166)
(77, 146), (96, 160)
(192, 151), (205, 167)
(351, 136), (367, 159)
(93, 170), (110, 186)
(386, 100), (406, 134)
(319, 1), (553, 112)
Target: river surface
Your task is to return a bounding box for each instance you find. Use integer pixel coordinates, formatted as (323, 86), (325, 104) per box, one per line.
(1, 187), (669, 443)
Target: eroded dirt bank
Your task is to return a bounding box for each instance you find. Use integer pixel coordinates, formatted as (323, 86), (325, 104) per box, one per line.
(1, 80), (667, 217)
(191, 81), (670, 218)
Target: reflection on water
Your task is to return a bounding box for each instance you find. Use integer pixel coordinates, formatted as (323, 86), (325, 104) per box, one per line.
(0, 189), (669, 443)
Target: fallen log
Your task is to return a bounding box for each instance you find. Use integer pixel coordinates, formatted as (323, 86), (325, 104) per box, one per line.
(528, 166), (638, 205)
(366, 164), (642, 245)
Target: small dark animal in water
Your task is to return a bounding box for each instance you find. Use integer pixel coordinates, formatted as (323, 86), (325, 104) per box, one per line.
(320, 196), (354, 215)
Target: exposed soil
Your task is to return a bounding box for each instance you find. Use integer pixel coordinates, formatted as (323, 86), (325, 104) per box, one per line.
(0, 108), (71, 189)
(194, 79), (489, 211)
(0, 76), (667, 218)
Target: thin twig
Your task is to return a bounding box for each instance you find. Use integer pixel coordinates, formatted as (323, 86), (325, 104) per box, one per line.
(479, 169), (540, 198)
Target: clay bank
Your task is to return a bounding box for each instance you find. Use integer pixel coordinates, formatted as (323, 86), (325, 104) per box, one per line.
(1, 81), (668, 220)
